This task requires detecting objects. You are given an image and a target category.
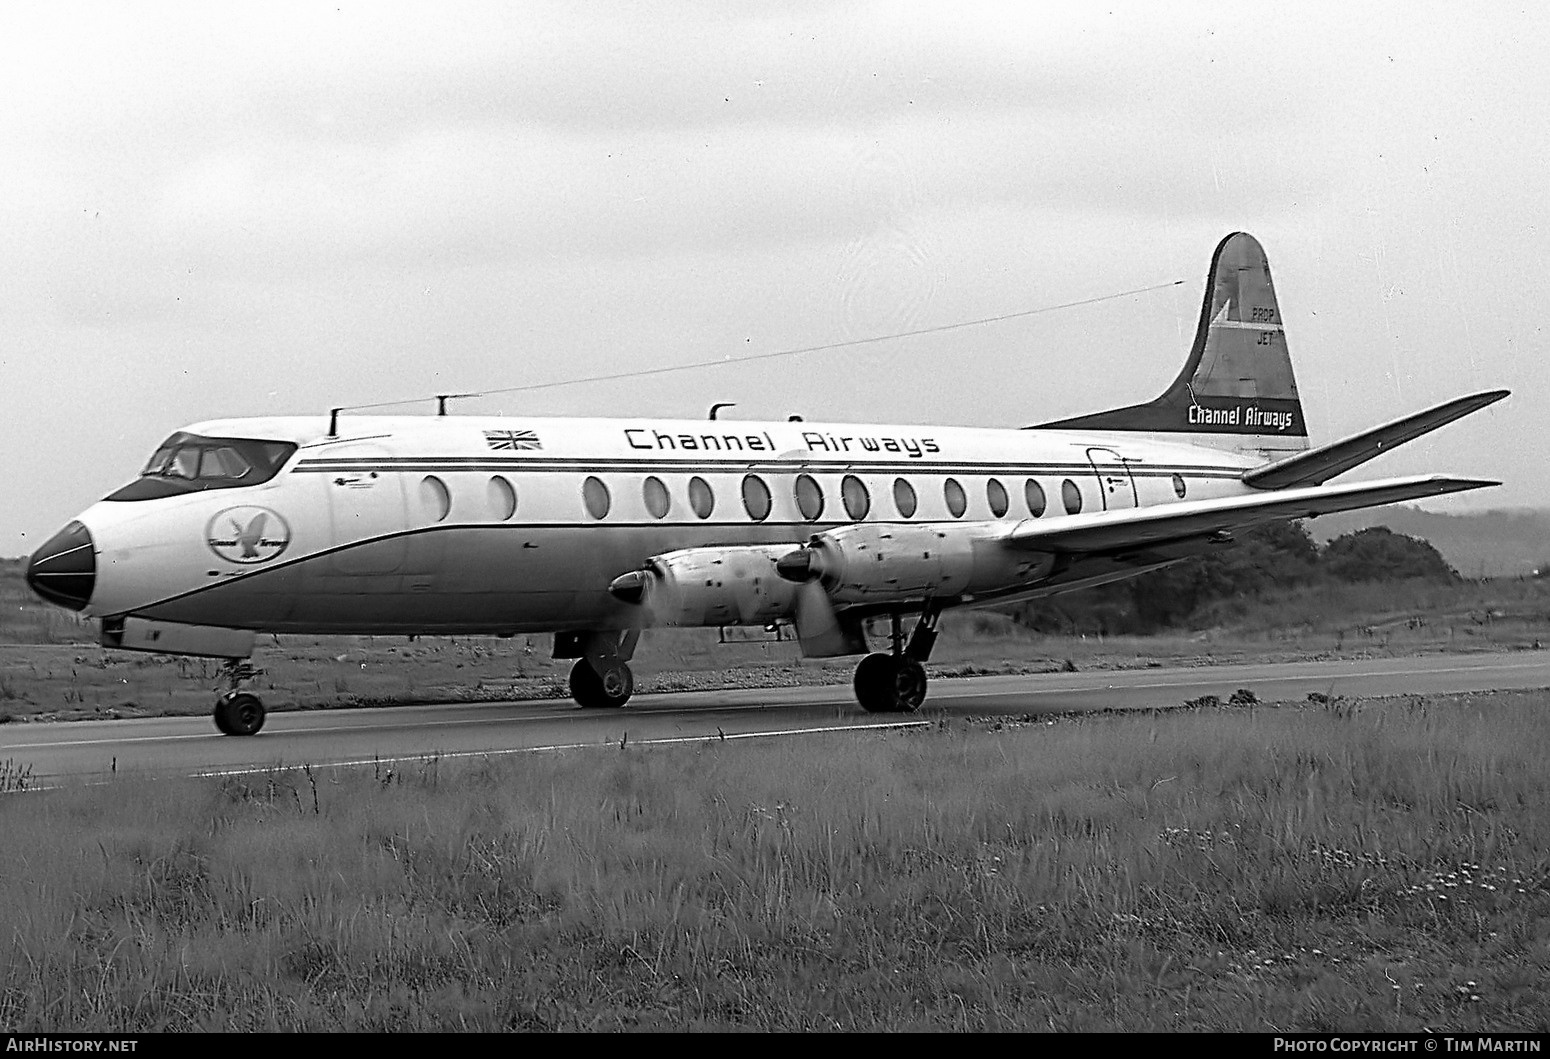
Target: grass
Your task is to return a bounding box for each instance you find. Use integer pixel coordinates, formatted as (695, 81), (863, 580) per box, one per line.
(2, 689), (1547, 1031)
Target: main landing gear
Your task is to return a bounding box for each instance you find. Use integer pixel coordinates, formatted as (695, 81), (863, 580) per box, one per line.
(853, 607), (941, 714)
(569, 658), (634, 708)
(213, 660), (266, 736)
(557, 630), (639, 709)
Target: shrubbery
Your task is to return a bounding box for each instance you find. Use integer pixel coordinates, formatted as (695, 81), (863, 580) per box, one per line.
(1013, 521), (1459, 634)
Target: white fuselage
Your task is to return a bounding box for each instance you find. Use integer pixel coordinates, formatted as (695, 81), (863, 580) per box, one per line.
(70, 414), (1261, 635)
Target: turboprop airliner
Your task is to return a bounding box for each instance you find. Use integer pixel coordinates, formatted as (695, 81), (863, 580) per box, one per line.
(24, 233), (1506, 735)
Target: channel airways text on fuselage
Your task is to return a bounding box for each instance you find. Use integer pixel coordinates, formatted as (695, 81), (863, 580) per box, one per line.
(623, 426), (942, 459)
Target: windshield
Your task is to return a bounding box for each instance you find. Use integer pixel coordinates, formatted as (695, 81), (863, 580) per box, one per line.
(106, 432), (298, 501)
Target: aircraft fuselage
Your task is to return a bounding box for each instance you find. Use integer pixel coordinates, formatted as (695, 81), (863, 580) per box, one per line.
(57, 413), (1260, 637)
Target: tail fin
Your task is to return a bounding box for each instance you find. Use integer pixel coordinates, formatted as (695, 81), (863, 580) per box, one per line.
(1036, 232), (1309, 459)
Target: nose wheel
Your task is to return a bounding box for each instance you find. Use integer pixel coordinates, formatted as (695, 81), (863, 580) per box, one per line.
(212, 660), (266, 736)
(213, 690), (266, 736)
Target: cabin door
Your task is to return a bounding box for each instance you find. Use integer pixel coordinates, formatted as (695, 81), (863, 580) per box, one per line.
(323, 444), (408, 574)
(1086, 447), (1138, 511)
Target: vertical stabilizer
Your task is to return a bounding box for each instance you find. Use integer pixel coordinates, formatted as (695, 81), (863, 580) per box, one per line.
(1036, 232), (1310, 459)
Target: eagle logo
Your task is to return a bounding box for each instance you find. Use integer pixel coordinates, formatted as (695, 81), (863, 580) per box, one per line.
(206, 507), (291, 564)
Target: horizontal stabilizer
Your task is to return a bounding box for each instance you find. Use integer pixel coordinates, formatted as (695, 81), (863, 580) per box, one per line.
(1007, 475), (1496, 555)
(1243, 390), (1509, 489)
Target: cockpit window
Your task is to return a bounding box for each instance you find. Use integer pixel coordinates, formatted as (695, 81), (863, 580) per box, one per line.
(107, 432), (297, 501)
(199, 447), (253, 480)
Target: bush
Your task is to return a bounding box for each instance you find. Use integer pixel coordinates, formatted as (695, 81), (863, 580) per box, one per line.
(1322, 527), (1459, 583)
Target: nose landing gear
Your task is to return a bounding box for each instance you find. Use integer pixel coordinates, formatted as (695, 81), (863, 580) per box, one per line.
(212, 660), (266, 736)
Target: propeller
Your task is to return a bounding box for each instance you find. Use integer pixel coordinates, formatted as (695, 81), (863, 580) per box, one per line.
(792, 580), (857, 657)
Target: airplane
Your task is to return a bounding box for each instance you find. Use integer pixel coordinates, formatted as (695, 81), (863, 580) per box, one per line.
(24, 232), (1507, 736)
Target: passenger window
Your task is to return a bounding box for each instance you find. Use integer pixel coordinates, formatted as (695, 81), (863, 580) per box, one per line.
(1025, 478), (1046, 517)
(1061, 479), (1082, 515)
(841, 475), (870, 521)
(688, 476), (714, 519)
(643, 476), (670, 519)
(488, 475), (517, 520)
(421, 475), (451, 522)
(795, 474), (824, 521)
(894, 478), (917, 519)
(742, 475), (771, 522)
(944, 478), (967, 518)
(583, 476), (611, 520)
(987, 478), (1009, 518)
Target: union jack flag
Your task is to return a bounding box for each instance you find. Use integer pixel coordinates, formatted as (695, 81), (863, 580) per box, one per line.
(484, 429), (542, 451)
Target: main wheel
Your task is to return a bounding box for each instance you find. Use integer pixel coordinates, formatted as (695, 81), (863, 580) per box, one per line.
(569, 659), (634, 708)
(853, 654), (928, 714)
(214, 691), (266, 736)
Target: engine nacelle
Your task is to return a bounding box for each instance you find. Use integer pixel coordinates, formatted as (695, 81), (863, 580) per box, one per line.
(608, 544), (802, 628)
(777, 522), (1055, 604)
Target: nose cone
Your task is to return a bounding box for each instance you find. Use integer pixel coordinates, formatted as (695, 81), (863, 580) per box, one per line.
(26, 521), (96, 611)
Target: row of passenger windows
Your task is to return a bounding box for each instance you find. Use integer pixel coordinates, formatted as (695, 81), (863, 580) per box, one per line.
(414, 471), (1192, 524)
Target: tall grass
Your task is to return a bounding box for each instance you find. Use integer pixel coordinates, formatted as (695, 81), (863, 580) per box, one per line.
(2, 690), (1546, 1030)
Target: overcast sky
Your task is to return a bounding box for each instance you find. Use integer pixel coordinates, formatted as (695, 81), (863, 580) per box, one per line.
(4, 2), (1546, 556)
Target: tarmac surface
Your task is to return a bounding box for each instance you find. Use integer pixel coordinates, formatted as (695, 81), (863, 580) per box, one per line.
(4, 651), (1548, 785)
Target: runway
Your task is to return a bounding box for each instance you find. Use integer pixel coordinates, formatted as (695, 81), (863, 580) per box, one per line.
(3, 651), (1548, 785)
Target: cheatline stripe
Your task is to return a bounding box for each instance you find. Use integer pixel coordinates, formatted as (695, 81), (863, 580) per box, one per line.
(293, 458), (1247, 478)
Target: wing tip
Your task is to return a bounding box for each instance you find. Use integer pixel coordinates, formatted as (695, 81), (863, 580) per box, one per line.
(1429, 476), (1501, 492)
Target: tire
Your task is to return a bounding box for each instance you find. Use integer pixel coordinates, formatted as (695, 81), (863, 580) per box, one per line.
(853, 653), (928, 713)
(214, 691), (265, 736)
(570, 659), (633, 708)
(853, 653), (898, 713)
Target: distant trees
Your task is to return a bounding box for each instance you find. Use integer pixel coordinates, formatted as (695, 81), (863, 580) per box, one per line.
(1010, 520), (1460, 633)
(1321, 526), (1459, 583)
(1130, 521), (1320, 627)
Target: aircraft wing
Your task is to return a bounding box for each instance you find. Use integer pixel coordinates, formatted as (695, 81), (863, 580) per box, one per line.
(1005, 474), (1496, 554)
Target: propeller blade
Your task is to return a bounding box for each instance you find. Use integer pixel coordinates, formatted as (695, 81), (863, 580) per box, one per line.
(792, 582), (865, 657)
